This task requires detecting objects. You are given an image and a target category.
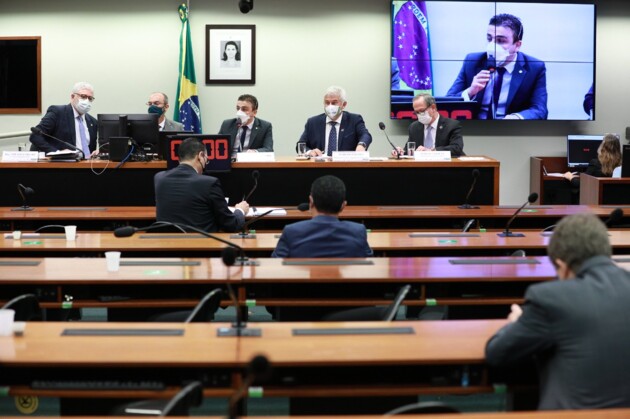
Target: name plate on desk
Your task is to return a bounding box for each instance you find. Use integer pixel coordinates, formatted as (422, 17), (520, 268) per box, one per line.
(332, 151), (370, 162)
(414, 151), (451, 162)
(236, 152), (275, 162)
(2, 151), (38, 162)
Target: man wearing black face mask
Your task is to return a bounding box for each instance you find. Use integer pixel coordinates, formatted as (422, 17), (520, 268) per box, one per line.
(29, 81), (98, 157)
(147, 92), (184, 131)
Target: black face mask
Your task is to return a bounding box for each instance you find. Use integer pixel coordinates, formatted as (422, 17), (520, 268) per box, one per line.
(148, 105), (164, 115)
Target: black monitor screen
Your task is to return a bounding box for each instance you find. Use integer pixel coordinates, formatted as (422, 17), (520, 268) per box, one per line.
(622, 145), (630, 178)
(567, 135), (602, 168)
(97, 114), (159, 148)
(165, 134), (232, 173)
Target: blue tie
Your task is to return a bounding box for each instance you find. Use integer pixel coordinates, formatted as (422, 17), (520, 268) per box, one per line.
(424, 125), (434, 149)
(239, 126), (248, 152)
(492, 67), (506, 119)
(76, 115), (90, 158)
(327, 122), (337, 156)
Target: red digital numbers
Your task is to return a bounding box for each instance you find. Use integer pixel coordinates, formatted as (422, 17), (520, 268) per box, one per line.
(169, 138), (230, 161)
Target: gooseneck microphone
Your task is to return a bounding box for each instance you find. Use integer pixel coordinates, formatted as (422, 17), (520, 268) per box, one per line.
(218, 247), (262, 338)
(458, 169), (480, 209)
(231, 209), (274, 239)
(605, 208), (624, 227)
(297, 202), (310, 212)
(497, 193), (538, 237)
(227, 355), (271, 419)
(12, 183), (35, 211)
(243, 170), (260, 202)
(30, 127), (85, 160)
(379, 122), (401, 159)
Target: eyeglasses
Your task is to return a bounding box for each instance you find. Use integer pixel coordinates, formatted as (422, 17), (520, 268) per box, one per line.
(74, 93), (95, 102)
(415, 107), (429, 115)
(146, 101), (164, 106)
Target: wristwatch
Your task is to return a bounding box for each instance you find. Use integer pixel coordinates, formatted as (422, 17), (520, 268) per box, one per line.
(358, 142), (367, 148)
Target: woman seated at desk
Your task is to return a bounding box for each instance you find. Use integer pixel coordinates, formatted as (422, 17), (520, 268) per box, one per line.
(563, 133), (622, 187)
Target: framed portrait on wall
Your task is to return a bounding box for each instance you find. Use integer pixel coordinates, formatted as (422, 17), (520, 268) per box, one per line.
(206, 24), (255, 85)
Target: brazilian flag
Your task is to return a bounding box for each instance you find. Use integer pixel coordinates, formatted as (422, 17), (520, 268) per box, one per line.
(174, 4), (202, 133)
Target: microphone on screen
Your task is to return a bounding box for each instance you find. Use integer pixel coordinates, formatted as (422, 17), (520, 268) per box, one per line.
(379, 122), (401, 159)
(487, 56), (497, 73)
(458, 169), (480, 209)
(30, 127), (85, 160)
(497, 193), (538, 237)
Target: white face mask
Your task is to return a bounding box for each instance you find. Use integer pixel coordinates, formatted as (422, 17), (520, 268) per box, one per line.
(417, 112), (432, 125)
(236, 110), (249, 124)
(486, 42), (510, 67)
(325, 104), (340, 119)
(75, 99), (92, 114)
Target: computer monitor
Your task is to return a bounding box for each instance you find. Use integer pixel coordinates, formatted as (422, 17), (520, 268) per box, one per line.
(165, 134), (232, 173)
(567, 134), (603, 168)
(97, 114), (159, 149)
(621, 145), (630, 178)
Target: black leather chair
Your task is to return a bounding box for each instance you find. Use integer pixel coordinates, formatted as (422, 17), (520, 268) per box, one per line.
(111, 381), (203, 416)
(321, 285), (411, 321)
(1, 294), (42, 321)
(384, 401), (459, 415)
(149, 288), (223, 323)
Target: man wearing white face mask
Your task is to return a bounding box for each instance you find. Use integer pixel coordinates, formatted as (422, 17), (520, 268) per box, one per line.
(393, 94), (464, 157)
(29, 81), (98, 156)
(218, 94), (273, 158)
(297, 86), (372, 157)
(446, 13), (547, 120)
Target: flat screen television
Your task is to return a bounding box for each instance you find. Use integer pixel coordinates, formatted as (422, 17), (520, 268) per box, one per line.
(97, 114), (159, 148)
(390, 1), (595, 121)
(165, 134), (232, 173)
(567, 134), (602, 168)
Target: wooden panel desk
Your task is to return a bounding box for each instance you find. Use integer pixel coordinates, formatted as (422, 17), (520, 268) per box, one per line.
(529, 156), (575, 204)
(580, 174), (630, 205)
(2, 204), (626, 232)
(0, 320), (507, 406)
(0, 156), (499, 207)
(0, 256), (557, 313)
(4, 230), (630, 257)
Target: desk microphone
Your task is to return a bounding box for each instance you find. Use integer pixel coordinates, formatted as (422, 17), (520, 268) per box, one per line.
(378, 122), (401, 159)
(243, 170), (260, 202)
(605, 207), (624, 227)
(30, 127), (85, 160)
(227, 355), (271, 419)
(297, 202), (310, 212)
(218, 247), (262, 338)
(12, 183), (35, 211)
(458, 169), (480, 209)
(231, 209), (274, 239)
(497, 192), (538, 237)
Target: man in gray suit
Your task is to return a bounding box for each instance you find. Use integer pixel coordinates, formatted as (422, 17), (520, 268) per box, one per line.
(147, 92), (184, 131)
(218, 94), (273, 158)
(486, 213), (630, 410)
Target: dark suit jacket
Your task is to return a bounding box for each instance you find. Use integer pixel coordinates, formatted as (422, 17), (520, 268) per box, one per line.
(297, 112), (372, 153)
(154, 164), (245, 233)
(218, 117), (273, 152)
(570, 158), (610, 188)
(446, 51), (548, 120)
(485, 256), (630, 409)
(29, 104), (98, 154)
(272, 215), (373, 258)
(406, 116), (465, 157)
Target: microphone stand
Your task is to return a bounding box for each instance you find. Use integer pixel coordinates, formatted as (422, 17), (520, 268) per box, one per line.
(458, 170), (480, 209)
(11, 184), (35, 211)
(230, 209), (274, 239)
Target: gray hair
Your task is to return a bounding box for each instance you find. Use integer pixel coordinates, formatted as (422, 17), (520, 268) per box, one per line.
(413, 93), (436, 107)
(324, 85), (347, 103)
(548, 213), (611, 273)
(72, 81), (94, 93)
(151, 92), (169, 105)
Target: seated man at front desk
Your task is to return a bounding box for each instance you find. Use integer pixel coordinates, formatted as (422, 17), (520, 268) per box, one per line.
(147, 92), (184, 131)
(218, 94), (273, 158)
(297, 85), (372, 157)
(29, 81), (98, 157)
(272, 175), (373, 258)
(154, 138), (249, 232)
(485, 213), (630, 409)
(393, 93), (464, 157)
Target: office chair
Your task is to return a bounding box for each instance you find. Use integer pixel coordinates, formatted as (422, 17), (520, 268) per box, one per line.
(1, 293), (42, 321)
(149, 289), (222, 323)
(320, 285), (411, 321)
(384, 401), (459, 415)
(111, 380), (203, 416)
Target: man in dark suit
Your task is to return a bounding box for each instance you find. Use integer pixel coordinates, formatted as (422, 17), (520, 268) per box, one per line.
(394, 94), (464, 157)
(272, 175), (373, 258)
(297, 86), (372, 157)
(486, 213), (630, 410)
(147, 92), (184, 132)
(446, 13), (547, 120)
(218, 94), (273, 158)
(29, 82), (98, 156)
(154, 138), (249, 232)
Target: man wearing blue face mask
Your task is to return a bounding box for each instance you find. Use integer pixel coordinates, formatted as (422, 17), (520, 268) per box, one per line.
(147, 92), (184, 131)
(446, 13), (548, 120)
(218, 94), (273, 158)
(29, 82), (98, 157)
(297, 86), (372, 157)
